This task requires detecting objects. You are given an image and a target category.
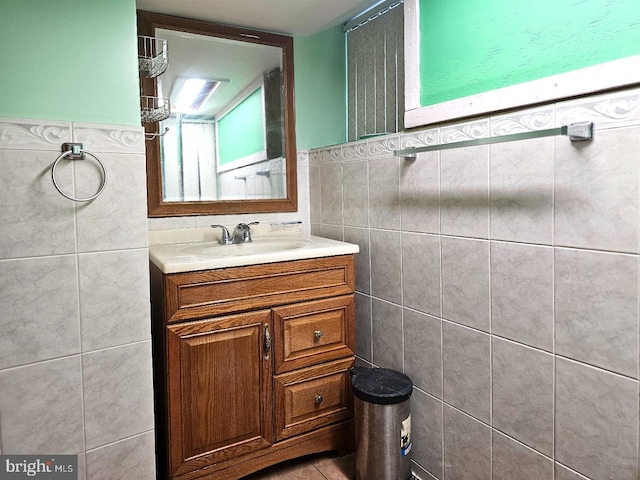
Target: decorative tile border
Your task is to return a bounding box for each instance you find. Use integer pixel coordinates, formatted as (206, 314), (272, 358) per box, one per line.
(490, 106), (555, 136)
(399, 128), (438, 150)
(297, 149), (309, 166)
(556, 88), (640, 130)
(0, 118), (148, 155)
(310, 87), (640, 162)
(368, 134), (400, 157)
(309, 150), (322, 166)
(440, 118), (490, 143)
(342, 139), (368, 161)
(318, 146), (342, 163)
(0, 118), (71, 150)
(73, 123), (145, 154)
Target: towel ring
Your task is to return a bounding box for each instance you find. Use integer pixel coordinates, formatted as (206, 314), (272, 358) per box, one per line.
(51, 143), (107, 202)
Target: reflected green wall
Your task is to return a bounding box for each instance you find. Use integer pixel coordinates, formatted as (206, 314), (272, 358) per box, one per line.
(0, 0), (140, 125)
(294, 25), (346, 150)
(218, 87), (265, 164)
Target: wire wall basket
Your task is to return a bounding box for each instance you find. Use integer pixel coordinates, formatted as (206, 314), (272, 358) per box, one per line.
(138, 36), (168, 78)
(140, 96), (170, 123)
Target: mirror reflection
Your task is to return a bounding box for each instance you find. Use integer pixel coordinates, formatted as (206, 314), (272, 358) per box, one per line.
(158, 29), (285, 202)
(137, 11), (297, 217)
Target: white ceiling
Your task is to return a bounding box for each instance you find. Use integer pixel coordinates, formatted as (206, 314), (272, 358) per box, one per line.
(136, 0), (378, 36)
(156, 28), (282, 117)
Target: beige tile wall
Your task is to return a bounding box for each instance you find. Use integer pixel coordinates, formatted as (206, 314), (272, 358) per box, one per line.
(310, 87), (640, 480)
(0, 118), (155, 480)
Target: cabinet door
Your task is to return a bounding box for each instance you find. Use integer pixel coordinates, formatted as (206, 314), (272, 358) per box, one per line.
(166, 310), (273, 477)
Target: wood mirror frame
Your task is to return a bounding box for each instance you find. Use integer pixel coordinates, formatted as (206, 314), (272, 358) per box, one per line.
(137, 10), (297, 217)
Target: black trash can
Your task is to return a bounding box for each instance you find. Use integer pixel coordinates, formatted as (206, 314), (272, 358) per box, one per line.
(350, 367), (413, 480)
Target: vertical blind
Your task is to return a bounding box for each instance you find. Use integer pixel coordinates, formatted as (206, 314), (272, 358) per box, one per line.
(346, 0), (404, 141)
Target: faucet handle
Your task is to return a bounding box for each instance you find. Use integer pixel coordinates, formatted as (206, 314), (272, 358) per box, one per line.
(235, 221), (259, 230)
(210, 224), (232, 244)
(232, 221), (259, 243)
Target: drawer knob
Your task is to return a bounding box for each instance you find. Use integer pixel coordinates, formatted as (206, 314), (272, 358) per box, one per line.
(315, 394), (323, 404)
(314, 330), (323, 339)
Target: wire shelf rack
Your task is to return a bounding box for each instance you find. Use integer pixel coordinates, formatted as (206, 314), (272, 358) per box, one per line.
(141, 96), (170, 123)
(138, 36), (168, 78)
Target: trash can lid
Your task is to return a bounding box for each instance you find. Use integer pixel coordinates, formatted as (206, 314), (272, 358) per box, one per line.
(350, 367), (413, 405)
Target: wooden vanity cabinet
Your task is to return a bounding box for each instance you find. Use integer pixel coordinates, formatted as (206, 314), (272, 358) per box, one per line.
(150, 255), (356, 480)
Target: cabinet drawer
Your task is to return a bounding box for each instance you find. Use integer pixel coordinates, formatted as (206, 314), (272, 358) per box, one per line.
(274, 358), (354, 441)
(161, 256), (355, 323)
(273, 295), (354, 374)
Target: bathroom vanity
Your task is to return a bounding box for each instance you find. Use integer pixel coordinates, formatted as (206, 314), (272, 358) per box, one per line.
(149, 229), (359, 480)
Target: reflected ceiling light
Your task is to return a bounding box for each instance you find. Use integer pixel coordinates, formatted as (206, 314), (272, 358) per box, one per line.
(172, 77), (227, 113)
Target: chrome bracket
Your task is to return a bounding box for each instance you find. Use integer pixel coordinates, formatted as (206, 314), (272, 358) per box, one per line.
(566, 122), (594, 142)
(144, 127), (170, 141)
(62, 143), (85, 160)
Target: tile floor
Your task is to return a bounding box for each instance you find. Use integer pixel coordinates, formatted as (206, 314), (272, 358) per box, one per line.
(242, 452), (355, 480)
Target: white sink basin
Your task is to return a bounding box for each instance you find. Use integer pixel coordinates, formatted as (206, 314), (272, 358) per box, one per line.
(149, 234), (359, 273)
(176, 239), (310, 257)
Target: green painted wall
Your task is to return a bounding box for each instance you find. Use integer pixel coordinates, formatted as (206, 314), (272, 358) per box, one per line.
(0, 0), (140, 125)
(294, 25), (346, 150)
(420, 0), (640, 107)
(0, 0), (345, 136)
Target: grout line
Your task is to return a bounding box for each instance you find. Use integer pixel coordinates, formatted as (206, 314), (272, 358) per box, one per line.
(488, 140), (494, 475)
(0, 352), (84, 374)
(553, 352), (557, 480)
(440, 312), (446, 479)
(340, 162), (345, 241)
(493, 428), (554, 462)
(437, 145), (446, 477)
(400, 213), (405, 373)
(488, 142), (494, 479)
(551, 135), (557, 479)
(368, 293), (374, 363)
(555, 354), (640, 381)
(438, 150), (443, 319)
(84, 429), (155, 454)
(442, 234), (640, 257)
(0, 252), (78, 264)
(74, 250), (88, 455)
(314, 462), (330, 480)
(366, 157), (373, 362)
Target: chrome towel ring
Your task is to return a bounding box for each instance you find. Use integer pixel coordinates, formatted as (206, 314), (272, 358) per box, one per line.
(51, 143), (107, 202)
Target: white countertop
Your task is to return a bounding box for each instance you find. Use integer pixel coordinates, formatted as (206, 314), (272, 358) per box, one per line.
(149, 226), (359, 274)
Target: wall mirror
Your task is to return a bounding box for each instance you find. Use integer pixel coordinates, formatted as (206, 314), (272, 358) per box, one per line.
(137, 11), (297, 217)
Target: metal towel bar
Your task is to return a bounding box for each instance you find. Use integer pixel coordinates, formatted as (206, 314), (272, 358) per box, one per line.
(394, 122), (594, 158)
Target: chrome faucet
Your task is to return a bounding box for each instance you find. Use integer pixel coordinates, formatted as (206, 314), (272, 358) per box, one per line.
(232, 222), (259, 243)
(210, 225), (233, 244)
(211, 222), (259, 245)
